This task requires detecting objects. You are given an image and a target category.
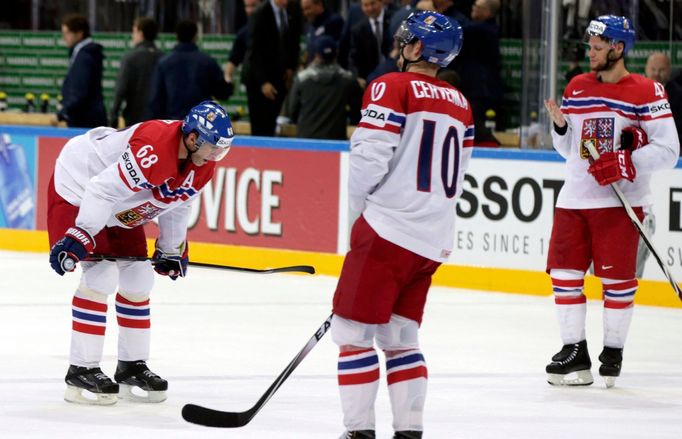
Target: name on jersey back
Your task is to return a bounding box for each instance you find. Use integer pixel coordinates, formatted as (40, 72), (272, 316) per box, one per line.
(410, 80), (468, 110)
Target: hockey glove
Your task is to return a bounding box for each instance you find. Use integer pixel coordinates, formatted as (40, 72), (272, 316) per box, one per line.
(588, 150), (636, 186)
(49, 227), (95, 276)
(620, 126), (648, 151)
(152, 241), (188, 280)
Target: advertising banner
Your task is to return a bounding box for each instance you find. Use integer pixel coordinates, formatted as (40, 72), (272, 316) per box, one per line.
(0, 132), (36, 229)
(31, 133), (341, 254)
(448, 150), (682, 283)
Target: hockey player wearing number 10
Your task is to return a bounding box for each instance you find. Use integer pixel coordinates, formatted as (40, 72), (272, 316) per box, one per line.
(47, 101), (234, 405)
(543, 16), (679, 388)
(330, 12), (472, 439)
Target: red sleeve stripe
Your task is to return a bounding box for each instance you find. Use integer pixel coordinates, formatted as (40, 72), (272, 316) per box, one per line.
(463, 139), (474, 148)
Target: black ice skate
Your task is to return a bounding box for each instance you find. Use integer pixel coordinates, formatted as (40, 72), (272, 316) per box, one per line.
(394, 431), (423, 439)
(64, 365), (119, 405)
(546, 340), (594, 386)
(114, 360), (168, 403)
(338, 430), (376, 439)
(598, 346), (623, 388)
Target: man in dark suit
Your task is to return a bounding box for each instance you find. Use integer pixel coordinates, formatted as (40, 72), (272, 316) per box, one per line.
(56, 14), (107, 128)
(348, 0), (392, 86)
(241, 0), (302, 136)
(148, 20), (233, 120)
(110, 17), (163, 127)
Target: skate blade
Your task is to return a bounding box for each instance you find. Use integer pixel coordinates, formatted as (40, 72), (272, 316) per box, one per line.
(602, 376), (617, 388)
(64, 385), (118, 405)
(118, 383), (167, 403)
(547, 369), (594, 386)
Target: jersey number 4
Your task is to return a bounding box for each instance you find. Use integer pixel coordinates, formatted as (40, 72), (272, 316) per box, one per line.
(417, 120), (460, 198)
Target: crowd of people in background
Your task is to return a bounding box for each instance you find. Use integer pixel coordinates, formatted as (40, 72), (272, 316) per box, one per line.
(52, 0), (682, 151)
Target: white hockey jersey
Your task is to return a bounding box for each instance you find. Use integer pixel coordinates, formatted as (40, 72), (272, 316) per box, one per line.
(350, 72), (474, 262)
(54, 120), (216, 252)
(552, 72), (680, 209)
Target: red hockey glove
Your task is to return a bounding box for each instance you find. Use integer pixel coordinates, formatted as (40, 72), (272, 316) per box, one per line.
(49, 227), (95, 276)
(152, 241), (188, 280)
(620, 126), (648, 151)
(588, 150), (636, 186)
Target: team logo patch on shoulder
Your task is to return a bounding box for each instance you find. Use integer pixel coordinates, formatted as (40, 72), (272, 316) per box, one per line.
(370, 82), (386, 101)
(580, 117), (614, 159)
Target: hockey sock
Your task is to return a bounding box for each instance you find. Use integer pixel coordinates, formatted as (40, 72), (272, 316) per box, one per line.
(70, 290), (107, 367)
(338, 348), (380, 431)
(386, 349), (427, 432)
(115, 293), (151, 361)
(602, 278), (637, 348)
(551, 270), (586, 344)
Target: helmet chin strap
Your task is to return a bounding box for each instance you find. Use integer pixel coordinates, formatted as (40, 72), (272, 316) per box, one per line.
(182, 134), (201, 157)
(399, 44), (421, 72)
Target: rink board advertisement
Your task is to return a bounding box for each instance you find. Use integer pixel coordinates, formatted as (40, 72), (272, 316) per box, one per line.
(451, 149), (682, 283)
(1, 125), (681, 306)
(3, 127), (342, 254)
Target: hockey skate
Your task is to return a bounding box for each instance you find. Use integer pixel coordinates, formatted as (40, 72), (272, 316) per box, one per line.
(394, 431), (423, 439)
(338, 430), (376, 439)
(64, 365), (119, 405)
(114, 360), (168, 403)
(598, 347), (623, 388)
(546, 340), (594, 386)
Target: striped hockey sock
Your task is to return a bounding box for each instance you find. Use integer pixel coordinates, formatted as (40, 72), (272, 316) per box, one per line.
(115, 293), (151, 361)
(386, 349), (428, 432)
(602, 279), (637, 348)
(337, 348), (380, 431)
(70, 292), (107, 367)
(552, 276), (587, 344)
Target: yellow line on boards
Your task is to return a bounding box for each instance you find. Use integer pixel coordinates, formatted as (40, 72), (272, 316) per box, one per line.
(1, 228), (679, 309)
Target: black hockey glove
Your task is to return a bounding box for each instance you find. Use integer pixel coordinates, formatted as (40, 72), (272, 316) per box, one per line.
(49, 227), (95, 276)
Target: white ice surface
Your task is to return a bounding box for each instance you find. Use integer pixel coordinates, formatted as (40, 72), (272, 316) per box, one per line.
(0, 250), (681, 438)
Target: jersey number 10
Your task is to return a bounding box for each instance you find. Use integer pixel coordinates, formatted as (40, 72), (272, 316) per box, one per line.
(417, 120), (460, 198)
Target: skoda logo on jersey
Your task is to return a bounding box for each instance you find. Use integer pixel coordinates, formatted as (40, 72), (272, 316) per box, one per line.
(371, 82), (386, 101)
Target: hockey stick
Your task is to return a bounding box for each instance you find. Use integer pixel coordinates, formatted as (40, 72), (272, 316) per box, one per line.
(181, 313), (333, 428)
(584, 140), (682, 301)
(86, 254), (315, 275)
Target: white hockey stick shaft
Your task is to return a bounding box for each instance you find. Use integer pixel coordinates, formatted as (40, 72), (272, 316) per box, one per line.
(584, 140), (682, 300)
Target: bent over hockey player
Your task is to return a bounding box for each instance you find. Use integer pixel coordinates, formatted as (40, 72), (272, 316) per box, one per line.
(47, 101), (234, 405)
(330, 12), (472, 439)
(543, 16), (679, 388)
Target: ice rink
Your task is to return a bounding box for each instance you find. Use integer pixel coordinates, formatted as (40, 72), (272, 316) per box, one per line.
(1, 250), (681, 438)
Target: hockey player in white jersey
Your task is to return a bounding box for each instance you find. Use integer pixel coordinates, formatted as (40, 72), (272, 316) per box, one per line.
(330, 12), (473, 439)
(544, 16), (679, 388)
(47, 101), (233, 405)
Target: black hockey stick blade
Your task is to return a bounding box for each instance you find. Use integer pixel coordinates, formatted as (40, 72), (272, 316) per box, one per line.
(86, 254), (315, 275)
(583, 141), (682, 301)
(182, 314), (333, 428)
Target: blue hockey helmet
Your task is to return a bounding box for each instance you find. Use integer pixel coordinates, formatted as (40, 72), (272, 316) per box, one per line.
(182, 101), (234, 161)
(584, 15), (636, 54)
(395, 11), (463, 67)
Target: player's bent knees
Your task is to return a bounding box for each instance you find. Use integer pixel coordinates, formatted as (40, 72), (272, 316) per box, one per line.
(79, 261), (119, 298)
(331, 315), (376, 349)
(376, 314), (419, 352)
(118, 260), (154, 298)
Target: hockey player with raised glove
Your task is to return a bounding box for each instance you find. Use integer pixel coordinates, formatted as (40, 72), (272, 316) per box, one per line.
(543, 16), (679, 389)
(47, 101), (234, 405)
